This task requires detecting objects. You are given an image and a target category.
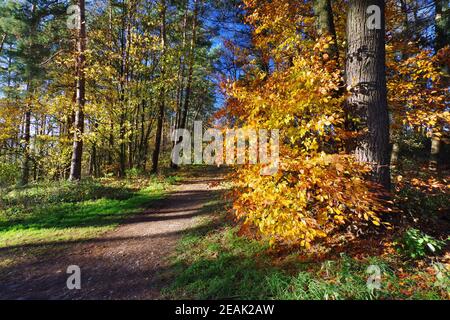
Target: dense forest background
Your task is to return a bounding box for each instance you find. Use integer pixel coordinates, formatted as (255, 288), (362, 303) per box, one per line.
(0, 0), (247, 183)
(0, 0), (448, 184)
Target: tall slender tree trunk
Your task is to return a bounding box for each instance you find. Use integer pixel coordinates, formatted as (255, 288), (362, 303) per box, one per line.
(345, 0), (391, 189)
(429, 0), (449, 171)
(429, 135), (441, 171)
(19, 3), (37, 186)
(20, 107), (31, 186)
(0, 33), (6, 55)
(180, 0), (199, 131)
(390, 0), (411, 170)
(69, 0), (86, 181)
(89, 121), (99, 177)
(118, 0), (128, 178)
(434, 0), (449, 53)
(175, 1), (189, 130)
(171, 0), (198, 169)
(151, 0), (167, 174)
(171, 1), (189, 169)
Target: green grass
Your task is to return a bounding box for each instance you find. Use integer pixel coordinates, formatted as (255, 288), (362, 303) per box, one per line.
(0, 176), (172, 251)
(164, 205), (449, 300)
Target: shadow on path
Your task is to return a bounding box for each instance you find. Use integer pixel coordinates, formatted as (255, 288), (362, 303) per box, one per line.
(0, 167), (227, 300)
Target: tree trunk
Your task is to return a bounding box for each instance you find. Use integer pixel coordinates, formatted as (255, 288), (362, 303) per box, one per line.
(118, 0), (128, 178)
(89, 121), (99, 177)
(0, 33), (6, 55)
(435, 0), (449, 53)
(175, 1), (189, 130)
(151, 0), (167, 174)
(171, 0), (199, 169)
(345, 0), (391, 189)
(429, 134), (441, 171)
(428, 0), (449, 170)
(20, 109), (31, 186)
(171, 1), (189, 169)
(180, 0), (199, 131)
(69, 0), (86, 181)
(119, 114), (126, 177)
(313, 0), (338, 61)
(390, 141), (400, 168)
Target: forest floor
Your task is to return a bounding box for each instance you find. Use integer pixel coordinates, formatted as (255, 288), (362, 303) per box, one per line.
(0, 166), (227, 299)
(0, 166), (448, 300)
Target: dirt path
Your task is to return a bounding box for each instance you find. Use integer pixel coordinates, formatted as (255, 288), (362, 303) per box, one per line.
(0, 169), (225, 300)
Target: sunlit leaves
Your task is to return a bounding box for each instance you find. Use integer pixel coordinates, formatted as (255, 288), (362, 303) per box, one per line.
(223, 0), (389, 249)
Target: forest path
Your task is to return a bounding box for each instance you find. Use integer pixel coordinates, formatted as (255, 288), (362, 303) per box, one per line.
(0, 167), (226, 300)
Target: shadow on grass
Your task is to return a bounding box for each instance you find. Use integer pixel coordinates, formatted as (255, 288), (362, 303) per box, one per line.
(163, 199), (448, 300)
(162, 197), (281, 300)
(0, 192), (163, 235)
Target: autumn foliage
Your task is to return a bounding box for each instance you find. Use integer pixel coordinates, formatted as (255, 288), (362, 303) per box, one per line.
(221, 0), (448, 248)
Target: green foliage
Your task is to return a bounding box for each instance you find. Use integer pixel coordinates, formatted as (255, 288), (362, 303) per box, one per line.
(125, 167), (144, 178)
(0, 162), (20, 187)
(397, 228), (447, 259)
(0, 180), (133, 217)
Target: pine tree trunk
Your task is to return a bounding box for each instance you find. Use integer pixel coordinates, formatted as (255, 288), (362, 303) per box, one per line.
(151, 0), (167, 174)
(20, 108), (31, 186)
(171, 1), (189, 169)
(118, 0), (128, 178)
(171, 0), (199, 169)
(180, 0), (199, 131)
(345, 0), (391, 189)
(69, 0), (86, 181)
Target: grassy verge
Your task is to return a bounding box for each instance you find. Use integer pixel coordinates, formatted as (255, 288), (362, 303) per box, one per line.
(164, 201), (449, 300)
(0, 176), (177, 270)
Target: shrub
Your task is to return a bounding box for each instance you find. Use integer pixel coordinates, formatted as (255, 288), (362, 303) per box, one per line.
(397, 228), (447, 259)
(232, 155), (389, 248)
(125, 167), (143, 178)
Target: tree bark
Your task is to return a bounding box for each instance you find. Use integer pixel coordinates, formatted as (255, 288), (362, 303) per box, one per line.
(345, 0), (391, 189)
(69, 0), (86, 181)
